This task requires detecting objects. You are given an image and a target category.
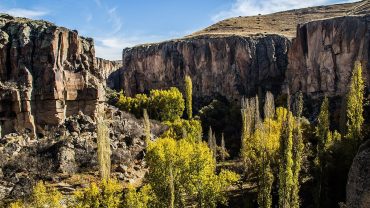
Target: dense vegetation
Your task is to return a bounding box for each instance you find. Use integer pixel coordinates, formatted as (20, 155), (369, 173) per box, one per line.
(9, 62), (368, 207)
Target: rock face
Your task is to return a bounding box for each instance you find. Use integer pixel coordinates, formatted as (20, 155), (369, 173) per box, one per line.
(0, 105), (166, 202)
(94, 58), (122, 83)
(286, 15), (370, 97)
(116, 14), (369, 104)
(0, 14), (119, 137)
(346, 140), (370, 208)
(118, 35), (290, 105)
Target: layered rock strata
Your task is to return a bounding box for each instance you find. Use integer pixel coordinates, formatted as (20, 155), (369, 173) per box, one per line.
(0, 14), (119, 137)
(119, 35), (290, 104)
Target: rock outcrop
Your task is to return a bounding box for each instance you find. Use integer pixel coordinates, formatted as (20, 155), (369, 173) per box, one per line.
(346, 140), (370, 208)
(286, 15), (370, 97)
(0, 14), (119, 137)
(0, 105), (166, 202)
(118, 35), (290, 106)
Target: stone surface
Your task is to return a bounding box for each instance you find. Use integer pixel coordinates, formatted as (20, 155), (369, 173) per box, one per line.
(346, 140), (370, 208)
(116, 35), (290, 107)
(286, 15), (370, 98)
(0, 105), (166, 201)
(0, 14), (120, 137)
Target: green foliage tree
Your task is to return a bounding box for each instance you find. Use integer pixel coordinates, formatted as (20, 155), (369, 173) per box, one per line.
(71, 179), (122, 208)
(149, 87), (185, 122)
(278, 109), (294, 208)
(97, 111), (111, 180)
(291, 92), (304, 208)
(145, 137), (239, 208)
(185, 75), (193, 119)
(124, 185), (156, 208)
(346, 61), (364, 148)
(143, 109), (151, 144)
(162, 118), (202, 142)
(9, 181), (63, 208)
(116, 87), (185, 122)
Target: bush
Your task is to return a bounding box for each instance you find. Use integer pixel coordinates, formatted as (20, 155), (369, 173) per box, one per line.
(116, 87), (185, 122)
(71, 179), (122, 208)
(162, 119), (202, 141)
(9, 181), (63, 208)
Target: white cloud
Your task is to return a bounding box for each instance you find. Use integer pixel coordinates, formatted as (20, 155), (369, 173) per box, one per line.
(212, 0), (358, 22)
(4, 8), (48, 18)
(94, 37), (144, 60)
(107, 7), (122, 34)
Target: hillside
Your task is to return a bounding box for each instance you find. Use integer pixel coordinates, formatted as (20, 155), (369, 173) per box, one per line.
(189, 0), (369, 38)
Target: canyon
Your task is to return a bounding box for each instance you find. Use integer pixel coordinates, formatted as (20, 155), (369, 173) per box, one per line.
(0, 0), (369, 206)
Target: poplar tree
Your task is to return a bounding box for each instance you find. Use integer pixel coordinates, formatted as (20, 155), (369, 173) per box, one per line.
(143, 109), (151, 144)
(97, 110), (111, 180)
(185, 75), (193, 119)
(291, 92), (304, 208)
(220, 133), (228, 161)
(278, 93), (294, 208)
(314, 97), (330, 208)
(346, 61), (364, 148)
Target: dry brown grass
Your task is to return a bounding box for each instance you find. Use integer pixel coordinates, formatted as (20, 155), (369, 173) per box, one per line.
(188, 0), (369, 39)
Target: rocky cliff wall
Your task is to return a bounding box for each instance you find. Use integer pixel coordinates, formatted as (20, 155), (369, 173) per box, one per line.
(0, 14), (118, 137)
(116, 14), (369, 104)
(286, 15), (370, 98)
(119, 35), (290, 106)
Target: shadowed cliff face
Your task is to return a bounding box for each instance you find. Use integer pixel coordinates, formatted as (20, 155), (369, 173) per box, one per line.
(286, 15), (370, 98)
(119, 35), (290, 107)
(116, 14), (370, 105)
(0, 14), (119, 136)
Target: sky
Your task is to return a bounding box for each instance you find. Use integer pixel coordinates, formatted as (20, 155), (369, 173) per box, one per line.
(0, 0), (358, 60)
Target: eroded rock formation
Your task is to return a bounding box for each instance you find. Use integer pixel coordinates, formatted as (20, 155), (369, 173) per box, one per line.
(0, 14), (119, 137)
(346, 140), (370, 208)
(115, 11), (369, 105)
(0, 105), (166, 202)
(286, 15), (370, 97)
(119, 35), (290, 105)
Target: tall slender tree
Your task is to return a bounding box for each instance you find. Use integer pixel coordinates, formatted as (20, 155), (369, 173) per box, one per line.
(291, 92), (304, 208)
(346, 61), (364, 148)
(97, 109), (111, 180)
(184, 75), (193, 119)
(220, 133), (228, 161)
(314, 97), (330, 208)
(278, 92), (294, 208)
(143, 109), (151, 144)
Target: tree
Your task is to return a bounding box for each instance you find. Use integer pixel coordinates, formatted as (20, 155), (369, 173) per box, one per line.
(97, 111), (111, 180)
(143, 109), (151, 144)
(162, 118), (202, 142)
(71, 179), (122, 208)
(9, 181), (63, 208)
(124, 185), (156, 208)
(264, 91), (275, 120)
(219, 133), (229, 161)
(149, 87), (185, 122)
(291, 92), (304, 208)
(346, 61), (364, 148)
(185, 75), (193, 119)
(116, 87), (185, 122)
(278, 109), (294, 208)
(145, 137), (239, 208)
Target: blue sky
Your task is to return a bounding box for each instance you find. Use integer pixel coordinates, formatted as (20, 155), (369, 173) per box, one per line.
(0, 0), (358, 60)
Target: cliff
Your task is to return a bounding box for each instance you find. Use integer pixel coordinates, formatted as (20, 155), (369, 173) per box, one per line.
(286, 15), (370, 97)
(0, 14), (119, 137)
(119, 35), (290, 106)
(115, 1), (369, 105)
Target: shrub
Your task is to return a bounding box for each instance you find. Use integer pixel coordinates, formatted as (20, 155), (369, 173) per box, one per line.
(116, 87), (185, 122)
